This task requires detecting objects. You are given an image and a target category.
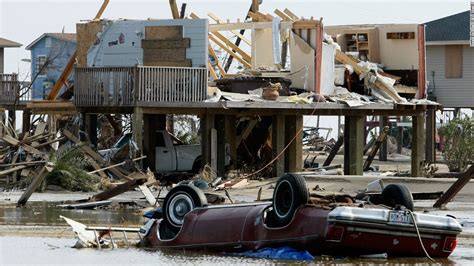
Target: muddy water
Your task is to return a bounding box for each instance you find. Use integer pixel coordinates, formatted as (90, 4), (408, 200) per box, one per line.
(1, 201), (474, 265)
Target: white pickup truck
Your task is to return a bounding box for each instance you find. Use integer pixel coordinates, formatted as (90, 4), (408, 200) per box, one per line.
(99, 130), (227, 173)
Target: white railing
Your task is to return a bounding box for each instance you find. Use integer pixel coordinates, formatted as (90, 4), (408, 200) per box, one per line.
(136, 66), (207, 103)
(75, 67), (136, 107)
(74, 66), (208, 107)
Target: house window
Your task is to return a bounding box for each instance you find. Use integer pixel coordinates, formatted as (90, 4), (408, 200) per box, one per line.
(36, 56), (48, 75)
(445, 45), (463, 78)
(45, 37), (52, 48)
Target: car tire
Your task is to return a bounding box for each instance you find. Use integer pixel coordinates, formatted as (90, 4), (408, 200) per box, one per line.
(163, 184), (208, 230)
(272, 173), (309, 226)
(382, 184), (414, 211)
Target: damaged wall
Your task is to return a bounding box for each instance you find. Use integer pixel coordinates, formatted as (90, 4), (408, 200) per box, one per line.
(77, 19), (208, 68)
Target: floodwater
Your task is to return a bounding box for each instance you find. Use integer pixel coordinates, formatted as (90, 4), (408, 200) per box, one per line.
(1, 201), (474, 265)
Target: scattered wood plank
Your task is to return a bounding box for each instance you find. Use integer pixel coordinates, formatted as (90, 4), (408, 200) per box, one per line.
(17, 163), (52, 206)
(63, 130), (130, 181)
(363, 126), (389, 171)
(90, 177), (147, 202)
(0, 165), (27, 177)
(323, 135), (343, 167)
(138, 184), (156, 206)
(433, 165), (474, 208)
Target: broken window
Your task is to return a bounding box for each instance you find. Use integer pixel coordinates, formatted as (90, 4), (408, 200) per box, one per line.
(36, 56), (48, 76)
(445, 45), (463, 78)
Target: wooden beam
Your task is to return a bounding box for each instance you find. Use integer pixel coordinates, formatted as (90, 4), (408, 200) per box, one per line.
(208, 62), (218, 80)
(90, 177), (147, 202)
(17, 163), (51, 206)
(94, 0), (109, 20)
(272, 115), (285, 177)
(283, 8), (299, 20)
(215, 115), (226, 177)
(344, 116), (364, 175)
(286, 115), (303, 172)
(208, 12), (251, 45)
(433, 165), (474, 208)
(224, 115), (237, 169)
(169, 0), (180, 19)
(378, 116), (389, 161)
(208, 34), (252, 68)
(411, 115), (425, 177)
(208, 45), (226, 77)
(314, 23), (323, 94)
(417, 24), (427, 99)
(209, 32), (251, 62)
(323, 135), (343, 167)
(63, 129), (131, 181)
(425, 110), (436, 163)
(274, 9), (293, 21)
(363, 126), (389, 171)
(251, 0), (260, 13)
(46, 51), (76, 100)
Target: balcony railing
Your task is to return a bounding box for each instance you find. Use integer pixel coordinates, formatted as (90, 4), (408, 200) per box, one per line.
(75, 66), (208, 108)
(0, 74), (30, 106)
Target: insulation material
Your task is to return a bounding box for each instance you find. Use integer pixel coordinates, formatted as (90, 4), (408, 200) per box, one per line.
(289, 32), (314, 91)
(85, 19), (208, 67)
(272, 17), (282, 65)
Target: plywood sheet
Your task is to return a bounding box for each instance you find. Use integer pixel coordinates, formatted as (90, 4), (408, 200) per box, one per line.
(252, 28), (276, 68)
(143, 48), (186, 61)
(445, 45), (463, 78)
(141, 39), (190, 49)
(145, 26), (182, 40)
(76, 21), (103, 67)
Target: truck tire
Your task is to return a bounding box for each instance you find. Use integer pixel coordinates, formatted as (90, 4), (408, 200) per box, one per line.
(382, 184), (414, 211)
(272, 173), (308, 226)
(163, 184), (208, 230)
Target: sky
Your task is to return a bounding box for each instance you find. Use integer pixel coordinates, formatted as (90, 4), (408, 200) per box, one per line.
(0, 0), (470, 78)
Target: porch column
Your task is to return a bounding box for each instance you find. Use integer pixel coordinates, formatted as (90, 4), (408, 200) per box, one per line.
(200, 114), (215, 169)
(22, 109), (31, 134)
(344, 116), (364, 175)
(143, 114), (165, 171)
(412, 114), (425, 177)
(272, 114), (285, 177)
(7, 109), (15, 129)
(425, 110), (436, 163)
(215, 115), (226, 177)
(224, 115), (237, 170)
(285, 115), (303, 172)
(85, 114), (98, 148)
(132, 107), (144, 156)
(378, 116), (388, 161)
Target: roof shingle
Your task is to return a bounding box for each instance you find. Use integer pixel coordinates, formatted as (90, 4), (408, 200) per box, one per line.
(0, 38), (22, 48)
(425, 11), (470, 42)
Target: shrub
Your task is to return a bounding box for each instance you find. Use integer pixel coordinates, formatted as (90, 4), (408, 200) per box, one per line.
(438, 117), (473, 172)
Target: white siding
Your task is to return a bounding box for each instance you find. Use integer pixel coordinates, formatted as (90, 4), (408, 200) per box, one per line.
(426, 45), (474, 108)
(87, 19), (208, 68)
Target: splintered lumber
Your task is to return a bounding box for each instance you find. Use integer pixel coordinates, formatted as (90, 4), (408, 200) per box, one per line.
(363, 126), (389, 171)
(0, 161), (47, 168)
(0, 165), (27, 177)
(17, 163), (52, 206)
(207, 12), (251, 45)
(63, 130), (130, 181)
(323, 135), (344, 167)
(138, 185), (157, 206)
(433, 165), (474, 208)
(169, 0), (180, 19)
(90, 177), (147, 202)
(335, 50), (404, 103)
(88, 156), (146, 175)
(274, 9), (293, 21)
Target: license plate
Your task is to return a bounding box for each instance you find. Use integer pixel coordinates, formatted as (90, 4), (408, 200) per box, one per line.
(388, 211), (412, 224)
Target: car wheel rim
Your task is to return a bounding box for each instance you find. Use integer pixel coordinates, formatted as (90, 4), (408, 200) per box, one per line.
(274, 180), (294, 218)
(168, 193), (194, 227)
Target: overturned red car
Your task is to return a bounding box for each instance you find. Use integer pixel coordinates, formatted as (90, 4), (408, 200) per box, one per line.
(140, 174), (462, 258)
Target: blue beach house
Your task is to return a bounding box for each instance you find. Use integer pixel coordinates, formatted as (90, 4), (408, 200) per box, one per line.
(26, 33), (76, 99)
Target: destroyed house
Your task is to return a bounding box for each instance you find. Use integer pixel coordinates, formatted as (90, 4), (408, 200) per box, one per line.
(425, 11), (474, 108)
(0, 37), (22, 107)
(26, 33), (77, 100)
